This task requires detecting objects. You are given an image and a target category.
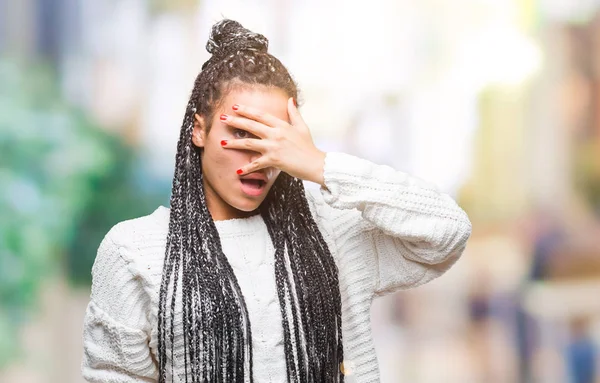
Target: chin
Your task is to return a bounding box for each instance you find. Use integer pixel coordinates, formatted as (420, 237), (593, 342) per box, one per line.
(232, 199), (263, 213)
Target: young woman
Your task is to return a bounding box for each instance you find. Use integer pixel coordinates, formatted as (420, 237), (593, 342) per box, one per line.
(81, 19), (472, 383)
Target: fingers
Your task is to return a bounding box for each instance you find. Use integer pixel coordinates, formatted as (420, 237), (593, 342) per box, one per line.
(224, 101), (303, 135)
(221, 138), (268, 153)
(222, 138), (272, 176)
(220, 113), (269, 138)
(236, 158), (269, 176)
(231, 103), (285, 128)
(287, 97), (305, 128)
(221, 138), (272, 176)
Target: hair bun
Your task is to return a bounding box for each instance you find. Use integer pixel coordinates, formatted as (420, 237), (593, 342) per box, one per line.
(206, 19), (269, 59)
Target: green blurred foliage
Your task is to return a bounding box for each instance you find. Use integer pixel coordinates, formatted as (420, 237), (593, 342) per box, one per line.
(66, 144), (169, 286)
(0, 58), (168, 367)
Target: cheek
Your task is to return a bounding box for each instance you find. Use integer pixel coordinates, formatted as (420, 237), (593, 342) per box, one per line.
(205, 145), (244, 177)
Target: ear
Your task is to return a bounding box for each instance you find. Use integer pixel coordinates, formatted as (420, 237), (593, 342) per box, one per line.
(192, 113), (207, 148)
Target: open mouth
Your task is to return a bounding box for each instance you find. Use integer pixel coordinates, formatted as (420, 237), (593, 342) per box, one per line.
(240, 179), (266, 189)
(240, 178), (267, 196)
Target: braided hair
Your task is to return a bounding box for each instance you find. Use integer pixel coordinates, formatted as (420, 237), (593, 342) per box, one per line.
(158, 19), (344, 383)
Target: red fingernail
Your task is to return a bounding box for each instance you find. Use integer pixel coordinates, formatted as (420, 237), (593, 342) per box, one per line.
(232, 104), (239, 111)
(220, 114), (227, 121)
(221, 140), (227, 146)
(236, 169), (243, 175)
(293, 98), (297, 107)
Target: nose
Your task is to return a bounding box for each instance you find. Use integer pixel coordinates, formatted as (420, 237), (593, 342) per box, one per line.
(249, 150), (261, 164)
(247, 150), (273, 176)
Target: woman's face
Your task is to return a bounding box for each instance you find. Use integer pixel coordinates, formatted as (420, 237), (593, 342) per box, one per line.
(192, 86), (290, 221)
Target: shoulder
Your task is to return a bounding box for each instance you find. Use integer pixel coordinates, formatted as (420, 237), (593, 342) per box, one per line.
(97, 206), (170, 270)
(104, 206), (170, 252)
(93, 206), (170, 290)
(90, 207), (170, 320)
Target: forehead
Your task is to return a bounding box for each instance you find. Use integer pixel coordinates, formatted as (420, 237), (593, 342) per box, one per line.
(219, 86), (290, 122)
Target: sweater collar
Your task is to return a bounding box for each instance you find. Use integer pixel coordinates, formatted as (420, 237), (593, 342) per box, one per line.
(153, 206), (265, 236)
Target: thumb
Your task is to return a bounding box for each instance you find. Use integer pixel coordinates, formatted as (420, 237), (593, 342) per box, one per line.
(287, 97), (305, 128)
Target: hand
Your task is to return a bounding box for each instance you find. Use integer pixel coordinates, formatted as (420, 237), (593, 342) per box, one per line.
(220, 98), (326, 186)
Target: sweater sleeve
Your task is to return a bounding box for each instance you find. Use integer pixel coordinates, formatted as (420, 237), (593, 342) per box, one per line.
(307, 152), (472, 296)
(81, 229), (159, 382)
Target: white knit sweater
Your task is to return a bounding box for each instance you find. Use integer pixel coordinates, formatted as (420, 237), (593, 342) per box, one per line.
(81, 152), (472, 383)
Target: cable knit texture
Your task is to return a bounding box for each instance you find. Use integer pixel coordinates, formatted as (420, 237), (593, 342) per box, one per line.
(81, 152), (472, 383)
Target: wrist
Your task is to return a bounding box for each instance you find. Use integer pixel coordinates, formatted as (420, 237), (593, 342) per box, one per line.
(311, 149), (326, 187)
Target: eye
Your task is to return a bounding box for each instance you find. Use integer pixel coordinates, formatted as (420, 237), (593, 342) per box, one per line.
(233, 129), (247, 139)
(233, 129), (255, 139)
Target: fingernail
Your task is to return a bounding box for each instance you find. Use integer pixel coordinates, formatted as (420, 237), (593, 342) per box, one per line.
(221, 140), (227, 146)
(232, 104), (239, 111)
(293, 98), (297, 107)
(220, 114), (228, 121)
(236, 169), (243, 175)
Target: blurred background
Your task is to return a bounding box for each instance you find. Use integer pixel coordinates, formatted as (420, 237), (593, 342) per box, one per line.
(1, 0), (600, 382)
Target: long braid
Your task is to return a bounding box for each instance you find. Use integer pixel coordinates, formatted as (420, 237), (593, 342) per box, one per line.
(158, 19), (344, 382)
(262, 175), (344, 382)
(261, 177), (304, 381)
